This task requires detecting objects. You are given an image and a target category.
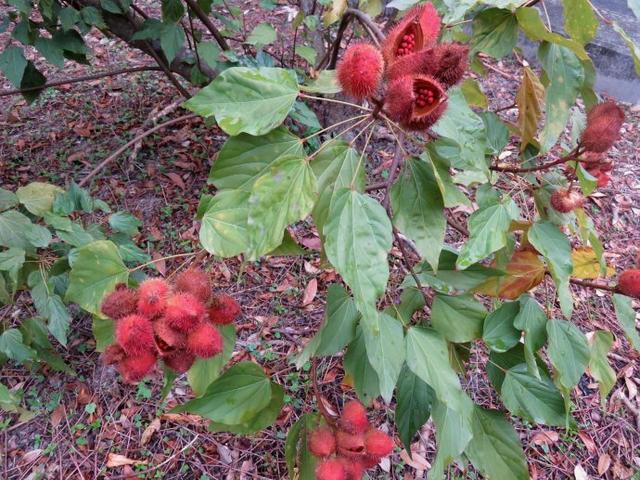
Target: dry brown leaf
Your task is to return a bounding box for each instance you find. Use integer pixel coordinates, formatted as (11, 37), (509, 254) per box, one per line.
(106, 453), (148, 468)
(165, 172), (186, 190)
(574, 463), (589, 480)
(399, 449), (431, 470)
(76, 383), (92, 404)
(152, 252), (167, 277)
(22, 449), (43, 463)
(141, 418), (161, 446)
(612, 461), (634, 479)
(50, 404), (65, 428)
(578, 431), (597, 454)
(531, 430), (560, 446)
(475, 250), (545, 299)
(160, 413), (206, 426)
(598, 453), (612, 476)
(302, 278), (317, 306)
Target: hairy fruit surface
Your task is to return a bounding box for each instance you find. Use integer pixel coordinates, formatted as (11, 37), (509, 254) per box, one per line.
(364, 429), (394, 457)
(154, 317), (186, 351)
(101, 285), (138, 320)
(580, 101), (625, 153)
(116, 314), (155, 355)
(550, 188), (585, 213)
(162, 349), (196, 373)
(340, 400), (369, 434)
(102, 343), (125, 365)
(382, 3), (441, 64)
(385, 74), (447, 130)
(175, 267), (212, 304)
(308, 427), (337, 458)
(118, 350), (157, 383)
(336, 430), (366, 458)
(618, 270), (640, 298)
(315, 458), (346, 480)
(337, 43), (384, 100)
(337, 458), (365, 480)
(431, 42), (469, 87)
(209, 294), (241, 325)
(186, 322), (223, 358)
(165, 293), (206, 332)
(137, 278), (170, 318)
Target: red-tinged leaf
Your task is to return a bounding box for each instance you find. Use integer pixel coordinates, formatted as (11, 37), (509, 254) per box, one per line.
(531, 430), (559, 446)
(302, 278), (317, 306)
(106, 453), (148, 468)
(475, 250), (545, 299)
(578, 431), (597, 454)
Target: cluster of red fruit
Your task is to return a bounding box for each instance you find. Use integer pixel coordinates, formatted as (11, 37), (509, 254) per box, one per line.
(101, 268), (240, 383)
(619, 270), (640, 299)
(336, 3), (467, 130)
(310, 401), (394, 480)
(550, 101), (625, 214)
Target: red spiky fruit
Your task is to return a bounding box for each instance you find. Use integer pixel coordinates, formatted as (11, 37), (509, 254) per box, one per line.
(209, 294), (241, 325)
(137, 278), (170, 318)
(431, 42), (469, 87)
(382, 3), (441, 64)
(364, 428), (394, 457)
(164, 293), (206, 332)
(102, 343), (125, 365)
(116, 314), (155, 355)
(315, 458), (346, 480)
(101, 284), (138, 320)
(337, 43), (384, 100)
(580, 101), (625, 153)
(308, 427), (336, 458)
(162, 349), (196, 373)
(385, 48), (439, 82)
(186, 322), (223, 358)
(597, 172), (610, 188)
(618, 269), (640, 298)
(340, 400), (369, 434)
(550, 188), (585, 213)
(154, 317), (186, 352)
(174, 267), (212, 304)
(384, 75), (415, 124)
(336, 430), (366, 459)
(384, 75), (447, 130)
(337, 458), (365, 480)
(361, 454), (381, 469)
(118, 350), (157, 383)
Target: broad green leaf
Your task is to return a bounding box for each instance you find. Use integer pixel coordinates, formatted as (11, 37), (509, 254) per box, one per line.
(323, 0), (347, 25)
(296, 46), (317, 65)
(108, 212), (141, 236)
(515, 67), (545, 150)
(431, 294), (486, 343)
(161, 0), (184, 22)
(390, 156), (445, 272)
(362, 312), (405, 402)
(465, 406), (529, 480)
(514, 295), (548, 378)
(300, 70), (342, 94)
(187, 325), (236, 396)
(471, 8), (518, 59)
(285, 413), (319, 479)
(34, 37), (65, 68)
(0, 188), (18, 211)
(29, 273), (71, 346)
(0, 329), (35, 363)
(430, 397), (473, 479)
(65, 240), (128, 316)
(528, 221), (573, 317)
(395, 365), (435, 452)
(588, 330), (616, 405)
(246, 155), (317, 259)
(538, 42), (584, 153)
(613, 294), (640, 351)
(199, 190), (250, 257)
(184, 67), (299, 136)
(487, 344), (540, 392)
(457, 196), (519, 269)
(562, 0), (598, 44)
(267, 230), (308, 256)
(173, 362), (272, 424)
(209, 382), (283, 433)
(197, 41), (221, 70)
(0, 210), (52, 250)
(501, 363), (567, 426)
(311, 141), (365, 247)
(421, 146), (471, 209)
(160, 23), (185, 64)
(0, 46), (27, 89)
(393, 286), (426, 324)
(247, 23), (277, 47)
(480, 111), (509, 155)
(210, 127), (303, 191)
(546, 319), (589, 390)
(612, 22), (640, 76)
(483, 301), (521, 352)
(344, 326), (380, 404)
(460, 78), (488, 109)
(324, 189), (392, 322)
(0, 382), (21, 412)
(92, 315), (114, 351)
(0, 248), (25, 278)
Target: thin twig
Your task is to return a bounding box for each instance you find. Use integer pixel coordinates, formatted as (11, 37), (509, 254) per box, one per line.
(491, 147), (582, 173)
(311, 358), (337, 426)
(183, 0), (230, 51)
(394, 228), (429, 307)
(78, 114), (197, 187)
(569, 277), (618, 293)
(327, 11), (354, 69)
(141, 39), (191, 98)
(345, 8), (384, 43)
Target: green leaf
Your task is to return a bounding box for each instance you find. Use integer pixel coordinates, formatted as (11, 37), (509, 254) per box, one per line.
(0, 188), (18, 212)
(247, 23), (277, 47)
(390, 156), (445, 272)
(538, 42), (584, 153)
(457, 196), (519, 269)
(0, 247), (25, 276)
(501, 363), (567, 426)
(210, 382), (283, 433)
(324, 188), (392, 322)
(246, 155), (317, 259)
(187, 325), (236, 396)
(108, 212), (141, 236)
(613, 294), (640, 351)
(34, 37), (65, 68)
(528, 221), (573, 317)
(0, 329), (35, 363)
(460, 78), (488, 109)
(343, 325), (380, 404)
(0, 210), (51, 250)
(173, 362), (272, 424)
(210, 127), (303, 191)
(362, 312), (405, 402)
(0, 382), (22, 412)
(199, 190), (250, 257)
(611, 22), (640, 76)
(160, 23), (185, 64)
(80, 7), (106, 28)
(59, 7), (80, 30)
(562, 0), (598, 44)
(0, 46), (27, 89)
(395, 365), (435, 452)
(296, 46), (317, 64)
(184, 67), (299, 136)
(196, 41), (220, 70)
(300, 70), (342, 94)
(546, 318), (589, 390)
(588, 330), (616, 405)
(65, 240), (128, 316)
(483, 301), (521, 352)
(431, 294), (486, 343)
(465, 406), (529, 480)
(162, 0), (184, 22)
(285, 413), (319, 479)
(93, 315), (114, 351)
(471, 8), (518, 59)
(29, 273), (71, 346)
(430, 397), (474, 478)
(514, 295), (548, 378)
(393, 286), (426, 324)
(480, 111), (509, 155)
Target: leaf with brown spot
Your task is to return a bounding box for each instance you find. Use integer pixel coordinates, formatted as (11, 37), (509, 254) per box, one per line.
(475, 250), (545, 299)
(516, 67), (545, 151)
(106, 453), (148, 468)
(301, 278), (317, 306)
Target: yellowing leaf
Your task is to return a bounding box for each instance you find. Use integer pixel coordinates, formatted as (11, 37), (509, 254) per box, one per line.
(571, 247), (614, 279)
(323, 0), (347, 26)
(516, 67), (544, 151)
(475, 250), (545, 299)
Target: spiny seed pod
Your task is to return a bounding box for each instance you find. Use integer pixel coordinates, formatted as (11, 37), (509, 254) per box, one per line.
(597, 172), (610, 188)
(164, 293), (206, 332)
(431, 42), (469, 87)
(337, 458), (365, 480)
(385, 75), (447, 131)
(154, 317), (186, 352)
(186, 322), (223, 358)
(102, 343), (126, 365)
(118, 350), (157, 383)
(337, 43), (384, 100)
(137, 278), (170, 318)
(162, 349), (196, 373)
(340, 400), (369, 434)
(618, 269), (640, 298)
(580, 101), (625, 153)
(384, 75), (415, 124)
(336, 430), (366, 459)
(116, 314), (155, 355)
(315, 458), (346, 480)
(550, 188), (585, 213)
(175, 268), (212, 304)
(385, 49), (439, 82)
(308, 427), (337, 458)
(361, 454), (381, 469)
(382, 3), (441, 64)
(364, 428), (394, 457)
(101, 284), (138, 320)
(209, 294), (241, 325)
